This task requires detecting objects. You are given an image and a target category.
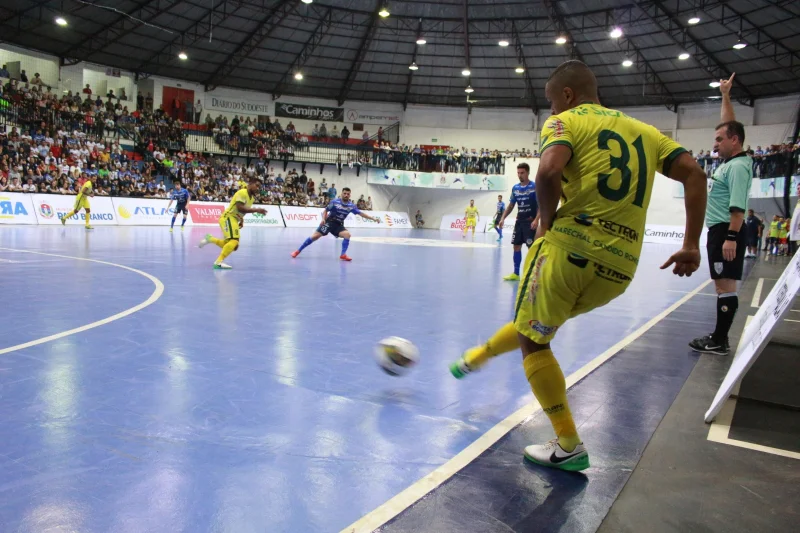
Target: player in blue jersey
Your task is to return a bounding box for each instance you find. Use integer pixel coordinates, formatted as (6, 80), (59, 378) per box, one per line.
(167, 181), (191, 231)
(498, 162), (540, 280)
(290, 187), (381, 261)
(488, 194), (505, 241)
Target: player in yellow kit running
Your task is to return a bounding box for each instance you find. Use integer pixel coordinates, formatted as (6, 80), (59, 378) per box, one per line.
(463, 200), (479, 238)
(449, 60), (708, 472)
(60, 176), (94, 229)
(198, 177), (267, 269)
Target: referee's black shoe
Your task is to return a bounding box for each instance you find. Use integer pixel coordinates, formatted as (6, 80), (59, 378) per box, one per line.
(689, 335), (730, 356)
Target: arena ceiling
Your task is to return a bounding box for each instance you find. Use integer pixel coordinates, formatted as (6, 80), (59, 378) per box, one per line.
(1, 0), (799, 111)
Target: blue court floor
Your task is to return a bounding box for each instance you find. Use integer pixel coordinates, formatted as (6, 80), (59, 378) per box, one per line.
(0, 226), (710, 532)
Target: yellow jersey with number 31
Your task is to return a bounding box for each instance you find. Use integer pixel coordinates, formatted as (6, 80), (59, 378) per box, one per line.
(223, 188), (254, 220)
(540, 103), (686, 278)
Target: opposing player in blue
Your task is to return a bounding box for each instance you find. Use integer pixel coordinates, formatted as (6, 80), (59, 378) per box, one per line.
(167, 181), (191, 232)
(498, 162), (540, 280)
(490, 194), (505, 241)
(290, 187), (381, 261)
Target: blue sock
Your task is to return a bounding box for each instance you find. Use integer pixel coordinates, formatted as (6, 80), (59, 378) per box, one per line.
(171, 215), (176, 228)
(298, 237), (314, 252)
(513, 250), (522, 275)
(181, 217), (187, 227)
(341, 238), (350, 255)
(496, 226), (503, 237)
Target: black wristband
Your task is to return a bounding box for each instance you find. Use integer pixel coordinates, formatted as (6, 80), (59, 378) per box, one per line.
(726, 230), (738, 241)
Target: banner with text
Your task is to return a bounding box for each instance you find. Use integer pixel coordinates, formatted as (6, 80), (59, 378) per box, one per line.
(33, 194), (117, 225)
(344, 211), (413, 229)
(0, 192), (37, 224)
(368, 169), (507, 191)
(205, 94), (272, 116)
(344, 108), (402, 125)
(275, 102), (343, 122)
(440, 214), (488, 232)
(113, 198), (176, 226)
(705, 250), (800, 422)
(643, 224), (708, 246)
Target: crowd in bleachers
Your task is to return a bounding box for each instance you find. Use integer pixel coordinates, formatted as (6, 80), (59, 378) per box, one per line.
(694, 142), (800, 179)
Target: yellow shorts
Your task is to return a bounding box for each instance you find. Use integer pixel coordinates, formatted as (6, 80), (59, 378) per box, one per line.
(74, 196), (90, 210)
(514, 239), (632, 344)
(466, 217), (477, 227)
(220, 214), (240, 240)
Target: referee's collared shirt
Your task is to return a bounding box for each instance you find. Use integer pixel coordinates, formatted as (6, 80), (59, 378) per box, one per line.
(706, 152), (753, 227)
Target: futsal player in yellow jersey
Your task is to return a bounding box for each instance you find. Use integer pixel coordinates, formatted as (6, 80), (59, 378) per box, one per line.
(450, 60), (709, 471)
(463, 200), (480, 238)
(61, 177), (94, 229)
(198, 177), (267, 269)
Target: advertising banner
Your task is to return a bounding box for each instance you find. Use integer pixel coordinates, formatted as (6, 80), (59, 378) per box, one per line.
(243, 205), (283, 227)
(112, 198), (176, 226)
(643, 224), (708, 246)
(0, 192), (37, 224)
(368, 169), (507, 191)
(280, 206), (325, 228)
(344, 108), (402, 125)
(440, 214), (487, 232)
(205, 94), (272, 116)
(275, 102), (343, 122)
(344, 211), (413, 229)
(32, 194), (117, 225)
(187, 202), (224, 226)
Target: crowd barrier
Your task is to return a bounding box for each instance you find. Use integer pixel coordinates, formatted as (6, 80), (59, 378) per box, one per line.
(0, 192), (412, 229)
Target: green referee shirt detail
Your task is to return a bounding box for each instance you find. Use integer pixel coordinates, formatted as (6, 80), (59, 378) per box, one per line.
(706, 152), (753, 227)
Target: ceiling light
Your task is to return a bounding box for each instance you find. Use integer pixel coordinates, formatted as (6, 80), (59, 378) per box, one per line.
(378, 6), (390, 17)
(301, 0), (313, 4)
(464, 85), (474, 93)
(409, 62), (418, 71)
(416, 38), (426, 45)
(462, 69), (471, 76)
(678, 52), (690, 60)
(55, 17), (68, 26)
(622, 59), (633, 67)
(498, 40), (509, 47)
(733, 39), (747, 50)
(688, 16), (700, 25)
(515, 67), (525, 73)
(709, 81), (721, 88)
(178, 51), (188, 60)
(555, 36), (567, 44)
(294, 72), (303, 80)
(610, 27), (623, 39)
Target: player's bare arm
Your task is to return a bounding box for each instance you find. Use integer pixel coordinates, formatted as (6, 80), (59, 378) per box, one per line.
(235, 202), (267, 215)
(533, 144), (571, 240)
(659, 152), (707, 276)
(724, 210), (745, 262)
(719, 73), (736, 123)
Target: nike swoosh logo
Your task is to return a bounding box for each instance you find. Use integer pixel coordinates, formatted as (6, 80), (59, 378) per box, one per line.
(549, 451), (575, 464)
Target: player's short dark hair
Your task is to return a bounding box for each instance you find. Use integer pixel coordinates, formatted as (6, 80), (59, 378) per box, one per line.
(343, 187), (351, 192)
(547, 60), (598, 98)
(517, 162), (530, 172)
(715, 121), (746, 144)
(248, 176), (261, 184)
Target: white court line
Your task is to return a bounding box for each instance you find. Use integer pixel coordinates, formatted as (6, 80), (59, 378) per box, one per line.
(0, 248), (164, 356)
(785, 319), (800, 323)
(707, 315), (800, 460)
(750, 278), (764, 308)
(342, 278), (714, 533)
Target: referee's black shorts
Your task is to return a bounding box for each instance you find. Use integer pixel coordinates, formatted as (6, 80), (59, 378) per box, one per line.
(706, 222), (747, 280)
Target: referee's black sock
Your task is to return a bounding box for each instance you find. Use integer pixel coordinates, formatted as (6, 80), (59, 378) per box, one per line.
(712, 293), (738, 345)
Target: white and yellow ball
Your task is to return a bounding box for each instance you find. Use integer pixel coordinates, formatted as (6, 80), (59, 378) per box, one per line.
(375, 337), (419, 376)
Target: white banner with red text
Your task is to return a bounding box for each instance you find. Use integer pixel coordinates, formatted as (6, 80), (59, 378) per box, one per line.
(281, 206), (412, 229)
(32, 194), (117, 225)
(0, 192), (37, 224)
(439, 214), (488, 232)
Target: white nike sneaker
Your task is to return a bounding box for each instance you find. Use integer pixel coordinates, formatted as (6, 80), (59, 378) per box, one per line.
(213, 262), (232, 270)
(198, 233), (212, 248)
(524, 439), (589, 472)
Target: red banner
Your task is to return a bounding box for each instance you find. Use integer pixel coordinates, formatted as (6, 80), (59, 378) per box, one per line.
(189, 203), (225, 225)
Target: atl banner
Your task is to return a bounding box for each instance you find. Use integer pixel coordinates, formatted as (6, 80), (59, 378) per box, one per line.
(274, 102), (344, 122)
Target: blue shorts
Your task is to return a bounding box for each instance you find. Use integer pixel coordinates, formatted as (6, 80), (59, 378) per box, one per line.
(174, 202), (188, 215)
(512, 218), (535, 247)
(317, 220), (346, 237)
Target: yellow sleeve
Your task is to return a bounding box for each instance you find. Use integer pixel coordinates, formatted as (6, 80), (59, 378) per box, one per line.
(540, 114), (573, 154)
(657, 134), (687, 177)
(233, 189), (249, 205)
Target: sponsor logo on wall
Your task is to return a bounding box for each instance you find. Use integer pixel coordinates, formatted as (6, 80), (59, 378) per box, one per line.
(0, 193), (37, 224)
(207, 96), (271, 115)
(275, 102), (344, 122)
(344, 109), (401, 125)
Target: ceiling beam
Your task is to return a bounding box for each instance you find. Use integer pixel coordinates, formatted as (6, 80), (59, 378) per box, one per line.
(402, 18), (424, 110)
(272, 7), (333, 99)
(204, 0), (296, 90)
(61, 0), (160, 59)
(701, 3), (800, 77)
(511, 20), (538, 114)
(644, 0), (756, 106)
(336, 5), (380, 106)
(616, 31), (678, 112)
(542, 0), (586, 63)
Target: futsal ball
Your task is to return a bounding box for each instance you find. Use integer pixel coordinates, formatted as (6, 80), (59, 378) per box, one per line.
(375, 337), (419, 376)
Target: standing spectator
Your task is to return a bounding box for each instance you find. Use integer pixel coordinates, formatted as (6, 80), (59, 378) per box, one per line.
(328, 183), (337, 200)
(195, 99), (203, 124)
(744, 209), (762, 258)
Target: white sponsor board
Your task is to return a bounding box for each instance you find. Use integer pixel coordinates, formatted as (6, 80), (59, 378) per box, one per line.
(344, 108), (402, 125)
(705, 251), (800, 422)
(344, 210), (413, 229)
(440, 214), (487, 232)
(485, 215), (515, 233)
(643, 224), (708, 246)
(244, 205), (283, 227)
(112, 198), (176, 226)
(205, 93), (272, 116)
(280, 206), (325, 228)
(0, 192), (37, 224)
(32, 194), (117, 225)
(368, 169), (507, 191)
